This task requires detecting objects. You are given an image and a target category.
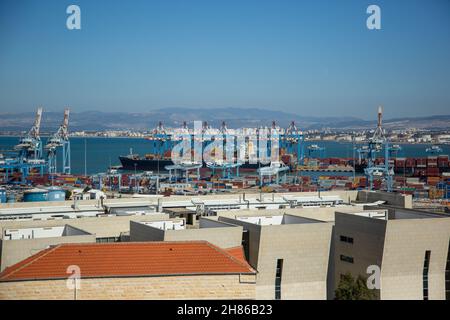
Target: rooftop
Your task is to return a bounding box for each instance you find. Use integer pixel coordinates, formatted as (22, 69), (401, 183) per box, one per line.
(139, 219), (186, 230)
(2, 225), (90, 240)
(0, 241), (255, 282)
(236, 214), (324, 226)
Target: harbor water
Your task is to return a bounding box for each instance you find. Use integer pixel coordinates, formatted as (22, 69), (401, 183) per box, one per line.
(0, 136), (449, 175)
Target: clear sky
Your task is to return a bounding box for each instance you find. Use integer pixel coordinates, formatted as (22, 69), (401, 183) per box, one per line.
(0, 0), (449, 119)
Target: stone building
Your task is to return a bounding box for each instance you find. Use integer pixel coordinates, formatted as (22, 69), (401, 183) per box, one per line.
(0, 241), (256, 300)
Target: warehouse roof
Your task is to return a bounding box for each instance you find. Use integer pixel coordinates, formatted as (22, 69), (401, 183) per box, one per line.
(0, 241), (254, 282)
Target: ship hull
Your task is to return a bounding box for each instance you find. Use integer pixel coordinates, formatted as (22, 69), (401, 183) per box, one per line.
(119, 156), (173, 171)
(119, 156), (263, 171)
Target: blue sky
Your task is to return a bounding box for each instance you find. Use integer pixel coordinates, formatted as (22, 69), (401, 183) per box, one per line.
(0, 0), (449, 119)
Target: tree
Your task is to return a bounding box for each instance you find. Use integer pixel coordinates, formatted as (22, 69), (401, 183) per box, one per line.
(334, 273), (378, 300)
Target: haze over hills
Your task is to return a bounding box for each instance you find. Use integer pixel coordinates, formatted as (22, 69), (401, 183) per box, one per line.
(0, 108), (449, 133)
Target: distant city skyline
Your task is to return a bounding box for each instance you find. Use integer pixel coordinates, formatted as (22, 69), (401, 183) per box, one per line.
(0, 0), (449, 120)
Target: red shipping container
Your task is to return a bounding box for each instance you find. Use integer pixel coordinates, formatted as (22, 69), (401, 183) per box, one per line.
(438, 161), (448, 168)
(426, 168), (440, 176)
(395, 159), (406, 168)
(405, 158), (416, 167)
(416, 158), (427, 168)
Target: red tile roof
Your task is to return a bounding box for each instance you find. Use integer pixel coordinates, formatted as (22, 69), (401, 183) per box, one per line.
(0, 241), (255, 282)
(224, 246), (248, 265)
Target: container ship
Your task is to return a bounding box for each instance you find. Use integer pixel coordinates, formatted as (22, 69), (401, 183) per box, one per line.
(118, 121), (449, 176)
(119, 152), (264, 172)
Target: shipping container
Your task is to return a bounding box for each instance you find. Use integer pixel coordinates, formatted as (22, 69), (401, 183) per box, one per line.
(416, 158), (427, 168)
(405, 158), (416, 168)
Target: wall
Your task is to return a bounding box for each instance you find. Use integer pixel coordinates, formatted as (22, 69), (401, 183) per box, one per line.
(217, 205), (366, 223)
(0, 233), (96, 271)
(219, 216), (333, 300)
(0, 214), (169, 239)
(130, 219), (243, 249)
(164, 226), (243, 249)
(0, 274), (256, 300)
(333, 212), (387, 299)
(357, 190), (413, 208)
(380, 218), (450, 300)
(334, 212), (450, 300)
(0, 191), (359, 211)
(129, 220), (165, 242)
(254, 223), (332, 300)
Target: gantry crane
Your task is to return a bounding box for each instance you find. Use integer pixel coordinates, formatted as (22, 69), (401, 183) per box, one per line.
(283, 121), (304, 165)
(45, 108), (71, 174)
(360, 106), (395, 191)
(14, 107), (44, 162)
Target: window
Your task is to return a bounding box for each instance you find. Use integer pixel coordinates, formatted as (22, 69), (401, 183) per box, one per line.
(275, 259), (283, 300)
(340, 235), (354, 244)
(96, 237), (120, 243)
(242, 230), (250, 261)
(445, 240), (450, 300)
(423, 250), (431, 300)
(340, 255), (354, 264)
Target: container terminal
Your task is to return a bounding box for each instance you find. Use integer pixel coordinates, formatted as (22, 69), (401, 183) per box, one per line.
(0, 110), (449, 300)
(0, 107), (449, 213)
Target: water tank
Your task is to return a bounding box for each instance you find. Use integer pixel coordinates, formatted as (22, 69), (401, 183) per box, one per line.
(23, 188), (49, 202)
(7, 194), (15, 203)
(47, 187), (66, 202)
(0, 188), (6, 203)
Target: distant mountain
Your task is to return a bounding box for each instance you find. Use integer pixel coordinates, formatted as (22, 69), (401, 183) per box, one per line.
(0, 108), (449, 133)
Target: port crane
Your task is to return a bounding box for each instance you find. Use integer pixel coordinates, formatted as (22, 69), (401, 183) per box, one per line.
(283, 121), (304, 165)
(14, 107), (44, 162)
(149, 121), (171, 159)
(45, 108), (71, 174)
(257, 161), (290, 186)
(205, 121), (242, 179)
(360, 107), (394, 192)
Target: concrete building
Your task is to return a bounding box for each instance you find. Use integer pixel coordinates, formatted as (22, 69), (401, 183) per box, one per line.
(0, 241), (256, 300)
(0, 225), (95, 271)
(334, 209), (450, 300)
(356, 190), (413, 209)
(0, 213), (169, 243)
(219, 213), (333, 300)
(130, 217), (243, 249)
(0, 190), (360, 221)
(2, 190), (435, 300)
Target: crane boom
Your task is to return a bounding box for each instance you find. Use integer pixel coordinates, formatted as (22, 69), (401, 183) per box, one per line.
(46, 108), (71, 174)
(29, 107), (43, 139)
(59, 108), (70, 140)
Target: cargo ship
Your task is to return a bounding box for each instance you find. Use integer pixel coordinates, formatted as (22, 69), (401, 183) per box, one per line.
(119, 151), (263, 172)
(119, 151), (450, 176)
